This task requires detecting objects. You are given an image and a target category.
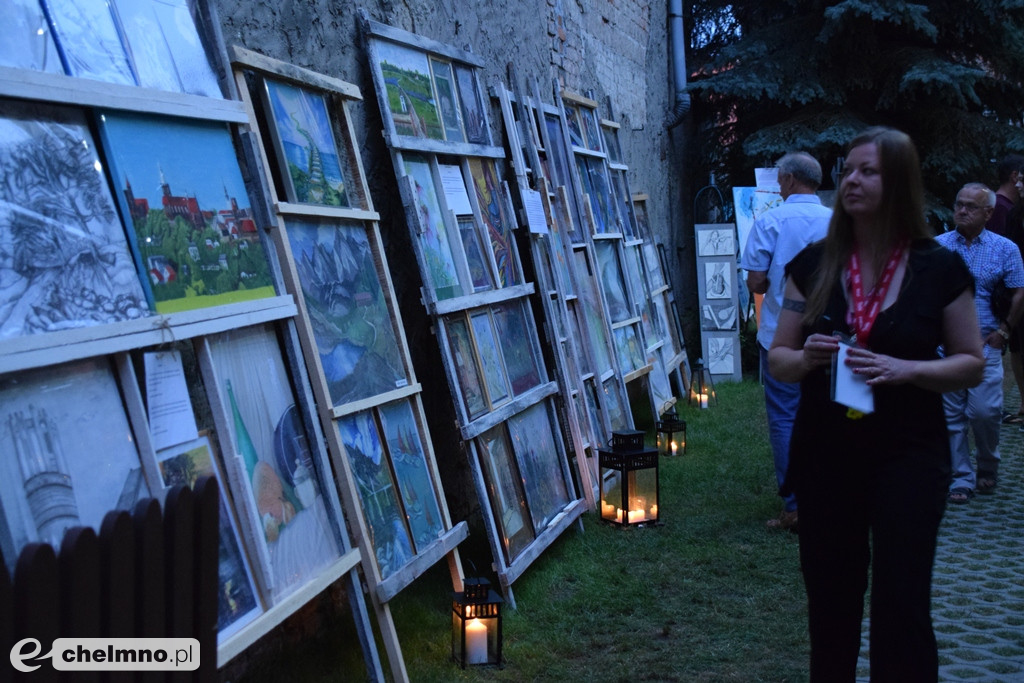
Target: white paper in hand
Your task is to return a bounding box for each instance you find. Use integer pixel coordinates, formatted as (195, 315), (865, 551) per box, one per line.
(831, 340), (874, 414)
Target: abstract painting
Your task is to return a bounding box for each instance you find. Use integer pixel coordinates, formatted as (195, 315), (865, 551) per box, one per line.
(468, 158), (518, 288)
(336, 409), (413, 578)
(430, 58), (464, 143)
(378, 400), (445, 551)
(0, 101), (149, 340)
(264, 78), (349, 207)
(507, 401), (570, 531)
(446, 316), (486, 419)
(156, 434), (261, 640)
(209, 325), (340, 600)
(707, 335), (736, 376)
(696, 227), (736, 257)
(98, 111), (275, 313)
(403, 156), (461, 300)
(492, 301), (541, 396)
(285, 218), (407, 406)
(470, 310), (510, 406)
(477, 425), (531, 561)
(375, 40), (442, 140)
(0, 358), (149, 573)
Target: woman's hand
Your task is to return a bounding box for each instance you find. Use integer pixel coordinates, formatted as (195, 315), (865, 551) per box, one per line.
(844, 347), (914, 386)
(802, 333), (840, 369)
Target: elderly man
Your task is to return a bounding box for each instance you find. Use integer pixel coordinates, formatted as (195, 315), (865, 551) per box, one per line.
(936, 183), (1024, 503)
(741, 151), (832, 530)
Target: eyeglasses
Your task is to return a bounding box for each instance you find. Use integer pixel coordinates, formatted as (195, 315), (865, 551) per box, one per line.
(953, 201), (985, 212)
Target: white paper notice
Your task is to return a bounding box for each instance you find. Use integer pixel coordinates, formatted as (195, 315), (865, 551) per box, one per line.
(145, 350), (199, 451)
(523, 188), (549, 234)
(754, 167), (780, 192)
(831, 341), (874, 414)
(439, 164), (473, 215)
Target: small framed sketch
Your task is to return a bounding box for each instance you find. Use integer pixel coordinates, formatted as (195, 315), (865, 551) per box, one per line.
(705, 333), (740, 378)
(704, 261), (733, 300)
(701, 303), (738, 331)
(696, 226), (736, 257)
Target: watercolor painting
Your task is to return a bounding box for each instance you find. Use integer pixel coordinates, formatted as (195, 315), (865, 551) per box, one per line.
(403, 156), (461, 299)
(477, 425), (531, 561)
(0, 101), (149, 340)
(594, 241), (630, 323)
(732, 187), (781, 255)
(98, 111), (275, 313)
(337, 409), (413, 578)
(209, 325), (340, 600)
(42, 0), (135, 85)
(430, 57), (464, 143)
(375, 40), (442, 139)
(285, 218), (407, 406)
(156, 434), (261, 640)
(263, 78), (349, 207)
(468, 158), (518, 288)
(492, 301), (542, 396)
(378, 400), (445, 551)
(508, 401), (571, 531)
(454, 63), (488, 145)
(0, 358), (149, 573)
(470, 310), (510, 406)
(446, 316), (487, 419)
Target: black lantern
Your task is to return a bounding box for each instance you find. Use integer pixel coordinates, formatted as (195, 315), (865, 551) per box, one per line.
(452, 577), (503, 668)
(656, 408), (687, 456)
(688, 358), (717, 409)
(598, 430), (659, 526)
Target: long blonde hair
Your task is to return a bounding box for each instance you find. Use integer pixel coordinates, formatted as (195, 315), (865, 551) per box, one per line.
(803, 127), (934, 325)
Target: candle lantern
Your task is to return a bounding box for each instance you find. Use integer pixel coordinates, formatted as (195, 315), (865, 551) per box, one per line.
(452, 577), (503, 668)
(598, 430), (659, 526)
(688, 359), (717, 409)
(656, 408), (687, 456)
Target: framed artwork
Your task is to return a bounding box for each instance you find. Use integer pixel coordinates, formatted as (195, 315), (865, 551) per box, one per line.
(580, 107), (601, 153)
(41, 0), (135, 85)
(469, 310), (510, 406)
(0, 101), (150, 340)
(542, 113), (583, 242)
(706, 335), (738, 376)
(643, 242), (665, 289)
(477, 425), (531, 561)
(562, 102), (584, 148)
(704, 261), (732, 300)
(568, 304), (593, 376)
(577, 156), (616, 234)
(378, 400), (445, 550)
(611, 170), (637, 238)
(263, 78), (350, 207)
(375, 40), (443, 140)
(468, 158), (519, 288)
(613, 324), (645, 373)
(507, 401), (571, 531)
(453, 63), (488, 145)
(403, 156), (461, 299)
(602, 126), (622, 164)
(457, 216), (493, 292)
(156, 433), (261, 641)
(701, 303), (738, 331)
(98, 111), (275, 313)
(574, 249), (613, 376)
(583, 377), (604, 443)
(0, 358), (150, 573)
(336, 410), (413, 579)
(602, 376), (629, 431)
(209, 325), (341, 600)
(2, 0), (62, 72)
(429, 57), (464, 143)
(492, 300), (542, 396)
(647, 351), (674, 414)
(284, 218), (408, 406)
(594, 241), (630, 323)
(446, 317), (486, 419)
(696, 227), (736, 257)
(731, 188), (781, 255)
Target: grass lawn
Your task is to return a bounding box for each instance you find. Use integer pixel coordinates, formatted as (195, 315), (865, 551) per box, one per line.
(231, 379), (811, 682)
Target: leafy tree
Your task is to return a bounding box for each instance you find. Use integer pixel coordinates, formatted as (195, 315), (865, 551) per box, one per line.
(686, 0), (1024, 223)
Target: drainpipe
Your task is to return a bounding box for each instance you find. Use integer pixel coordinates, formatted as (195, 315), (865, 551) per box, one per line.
(667, 0), (691, 129)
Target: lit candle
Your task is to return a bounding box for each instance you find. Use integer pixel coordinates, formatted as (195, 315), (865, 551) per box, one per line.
(670, 441), (678, 455)
(601, 502), (615, 518)
(700, 393), (709, 409)
(650, 504), (658, 517)
(616, 508), (623, 523)
(628, 509), (645, 523)
(466, 618), (488, 664)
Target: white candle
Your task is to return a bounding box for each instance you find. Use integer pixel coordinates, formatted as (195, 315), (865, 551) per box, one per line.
(670, 441), (678, 455)
(700, 393), (709, 409)
(650, 504), (658, 517)
(628, 509), (645, 523)
(616, 508), (623, 523)
(466, 618), (488, 664)
(601, 502), (615, 518)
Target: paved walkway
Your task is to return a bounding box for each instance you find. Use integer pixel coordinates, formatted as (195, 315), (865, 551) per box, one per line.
(856, 377), (1024, 681)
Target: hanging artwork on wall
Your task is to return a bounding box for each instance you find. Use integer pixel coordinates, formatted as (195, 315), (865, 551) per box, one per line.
(701, 303), (738, 331)
(375, 40), (443, 140)
(262, 78), (350, 207)
(706, 335), (737, 376)
(0, 101), (150, 340)
(99, 111), (276, 313)
(0, 358), (150, 572)
(284, 218), (408, 406)
(209, 325), (341, 600)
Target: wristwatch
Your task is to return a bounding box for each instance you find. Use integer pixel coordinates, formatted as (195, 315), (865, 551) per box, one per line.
(997, 326), (1011, 341)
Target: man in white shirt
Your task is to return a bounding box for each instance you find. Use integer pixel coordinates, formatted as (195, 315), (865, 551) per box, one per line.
(741, 152), (832, 531)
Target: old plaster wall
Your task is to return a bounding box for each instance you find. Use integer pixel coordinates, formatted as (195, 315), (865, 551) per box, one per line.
(211, 0), (691, 530)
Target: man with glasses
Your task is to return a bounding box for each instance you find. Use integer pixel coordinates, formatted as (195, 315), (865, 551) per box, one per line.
(936, 183), (1024, 503)
(741, 151), (831, 531)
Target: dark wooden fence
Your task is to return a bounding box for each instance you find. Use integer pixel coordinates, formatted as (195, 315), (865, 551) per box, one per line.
(1, 478), (219, 683)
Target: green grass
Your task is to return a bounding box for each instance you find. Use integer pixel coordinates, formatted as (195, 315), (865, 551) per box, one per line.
(230, 380), (810, 682)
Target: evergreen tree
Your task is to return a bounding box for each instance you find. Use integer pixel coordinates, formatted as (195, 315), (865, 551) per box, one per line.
(687, 1), (1024, 223)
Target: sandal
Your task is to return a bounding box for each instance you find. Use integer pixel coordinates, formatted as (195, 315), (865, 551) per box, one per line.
(977, 478), (997, 495)
(948, 487), (974, 504)
(1001, 413), (1024, 424)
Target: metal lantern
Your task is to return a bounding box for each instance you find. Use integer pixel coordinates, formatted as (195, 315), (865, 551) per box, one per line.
(598, 430), (659, 526)
(452, 577), (503, 668)
(656, 408), (686, 456)
(688, 358), (717, 409)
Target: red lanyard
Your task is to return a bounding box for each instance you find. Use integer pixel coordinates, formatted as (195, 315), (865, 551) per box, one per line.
(847, 242), (906, 346)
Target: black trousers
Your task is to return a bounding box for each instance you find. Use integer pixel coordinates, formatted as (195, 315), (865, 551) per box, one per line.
(796, 452), (948, 682)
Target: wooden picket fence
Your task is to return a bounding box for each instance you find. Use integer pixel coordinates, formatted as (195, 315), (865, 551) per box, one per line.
(1, 478), (219, 683)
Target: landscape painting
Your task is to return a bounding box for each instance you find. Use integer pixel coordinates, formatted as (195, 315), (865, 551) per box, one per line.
(285, 218), (407, 406)
(99, 112), (275, 313)
(0, 358), (149, 573)
(403, 156), (461, 299)
(263, 78), (349, 207)
(0, 101), (149, 340)
(375, 40), (443, 140)
(336, 409), (414, 578)
(508, 401), (570, 531)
